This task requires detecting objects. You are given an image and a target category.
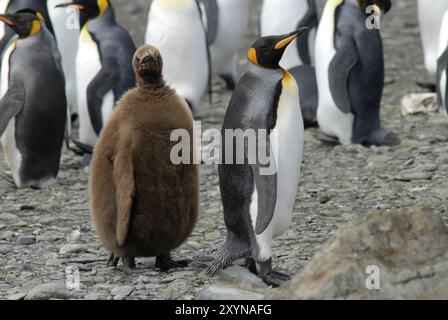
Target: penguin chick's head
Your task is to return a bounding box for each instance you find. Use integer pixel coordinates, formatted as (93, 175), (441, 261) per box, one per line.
(0, 10), (43, 38)
(56, 0), (109, 24)
(133, 45), (164, 85)
(353, 0), (392, 15)
(248, 28), (309, 69)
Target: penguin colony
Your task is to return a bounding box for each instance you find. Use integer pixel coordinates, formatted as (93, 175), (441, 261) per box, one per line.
(0, 0), (446, 287)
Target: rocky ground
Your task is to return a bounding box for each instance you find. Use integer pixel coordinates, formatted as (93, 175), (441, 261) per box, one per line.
(0, 0), (447, 300)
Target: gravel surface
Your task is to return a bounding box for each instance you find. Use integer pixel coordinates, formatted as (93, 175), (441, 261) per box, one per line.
(0, 0), (447, 300)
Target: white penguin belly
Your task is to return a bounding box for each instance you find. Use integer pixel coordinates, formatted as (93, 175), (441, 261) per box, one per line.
(48, 0), (80, 116)
(0, 41), (22, 187)
(210, 0), (249, 78)
(261, 0), (308, 69)
(250, 75), (304, 261)
(418, 0), (448, 77)
(76, 28), (114, 147)
(438, 10), (448, 116)
(0, 0), (11, 40)
(315, 0), (354, 145)
(145, 0), (208, 109)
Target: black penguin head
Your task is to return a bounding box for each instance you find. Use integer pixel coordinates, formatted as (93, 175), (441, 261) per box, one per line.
(133, 45), (164, 85)
(56, 0), (109, 27)
(0, 10), (44, 38)
(352, 0), (392, 15)
(248, 28), (309, 69)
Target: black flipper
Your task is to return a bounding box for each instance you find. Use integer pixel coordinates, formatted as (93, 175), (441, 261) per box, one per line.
(296, 0), (318, 65)
(197, 0), (219, 46)
(195, 0), (213, 106)
(328, 36), (359, 114)
(437, 46), (448, 111)
(0, 79), (25, 137)
(86, 61), (119, 136)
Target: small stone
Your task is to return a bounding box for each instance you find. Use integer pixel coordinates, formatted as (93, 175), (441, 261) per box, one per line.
(6, 292), (27, 300)
(25, 282), (72, 300)
(111, 285), (135, 299)
(163, 284), (182, 300)
(395, 171), (432, 181)
(20, 205), (35, 211)
(66, 230), (83, 244)
(160, 276), (176, 284)
(0, 213), (18, 221)
(197, 285), (265, 300)
(59, 244), (87, 255)
(17, 236), (36, 245)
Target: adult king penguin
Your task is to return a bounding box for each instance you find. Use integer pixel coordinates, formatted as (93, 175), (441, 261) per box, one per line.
(0, 0), (54, 53)
(48, 0), (81, 118)
(261, 0), (318, 69)
(418, 0), (448, 79)
(57, 0), (136, 161)
(437, 10), (448, 116)
(206, 28), (309, 287)
(145, 0), (209, 113)
(199, 0), (250, 90)
(90, 45), (199, 272)
(315, 0), (399, 146)
(0, 11), (66, 189)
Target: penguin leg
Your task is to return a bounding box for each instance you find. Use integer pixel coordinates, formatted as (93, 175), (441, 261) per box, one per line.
(244, 258), (258, 275)
(258, 259), (291, 288)
(362, 128), (401, 147)
(122, 257), (136, 275)
(220, 74), (236, 91)
(155, 253), (190, 272)
(107, 253), (120, 268)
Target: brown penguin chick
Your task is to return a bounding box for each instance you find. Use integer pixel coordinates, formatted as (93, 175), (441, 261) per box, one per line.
(89, 45), (199, 272)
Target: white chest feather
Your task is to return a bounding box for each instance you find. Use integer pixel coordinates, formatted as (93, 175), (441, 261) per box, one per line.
(315, 0), (354, 144)
(0, 41), (22, 186)
(76, 26), (114, 146)
(0, 0), (11, 40)
(261, 0), (309, 69)
(145, 0), (208, 109)
(438, 10), (448, 115)
(250, 74), (304, 261)
(418, 0), (448, 76)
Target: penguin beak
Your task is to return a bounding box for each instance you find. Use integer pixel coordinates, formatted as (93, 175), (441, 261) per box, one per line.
(0, 14), (15, 26)
(55, 3), (86, 11)
(274, 27), (310, 50)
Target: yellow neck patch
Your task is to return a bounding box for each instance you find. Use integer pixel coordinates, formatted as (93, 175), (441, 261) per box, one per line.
(97, 0), (109, 17)
(281, 68), (295, 87)
(29, 20), (41, 37)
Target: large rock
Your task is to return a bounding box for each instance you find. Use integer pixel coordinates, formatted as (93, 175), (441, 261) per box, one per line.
(25, 282), (73, 300)
(274, 208), (448, 299)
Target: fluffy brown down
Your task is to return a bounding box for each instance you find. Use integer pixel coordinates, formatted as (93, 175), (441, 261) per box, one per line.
(90, 47), (199, 259)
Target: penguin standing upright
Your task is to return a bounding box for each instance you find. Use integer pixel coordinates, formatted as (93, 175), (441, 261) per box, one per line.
(90, 45), (199, 272)
(145, 0), (209, 112)
(418, 0), (448, 79)
(199, 0), (250, 90)
(261, 0), (318, 69)
(315, 0), (398, 146)
(206, 29), (309, 287)
(48, 0), (81, 118)
(0, 11), (66, 189)
(437, 10), (448, 116)
(57, 0), (136, 160)
(0, 0), (54, 53)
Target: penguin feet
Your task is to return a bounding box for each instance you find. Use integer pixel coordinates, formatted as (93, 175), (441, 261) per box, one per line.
(220, 74), (236, 91)
(364, 128), (401, 147)
(244, 258), (258, 275)
(259, 259), (291, 288)
(107, 253), (136, 274)
(313, 131), (340, 145)
(155, 254), (190, 272)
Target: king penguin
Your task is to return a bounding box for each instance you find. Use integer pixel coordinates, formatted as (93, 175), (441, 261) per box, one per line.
(145, 0), (209, 113)
(57, 0), (136, 162)
(206, 28), (309, 287)
(48, 0), (81, 118)
(0, 11), (66, 189)
(437, 9), (448, 117)
(261, 0), (318, 69)
(0, 0), (54, 53)
(198, 0), (250, 90)
(418, 0), (448, 79)
(90, 45), (199, 272)
(315, 0), (399, 146)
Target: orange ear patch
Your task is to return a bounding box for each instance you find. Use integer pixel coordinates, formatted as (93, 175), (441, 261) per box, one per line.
(248, 48), (260, 67)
